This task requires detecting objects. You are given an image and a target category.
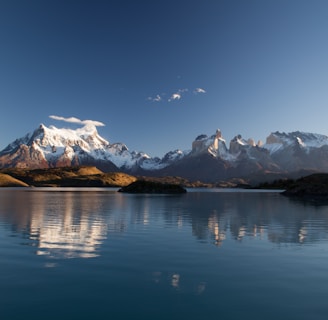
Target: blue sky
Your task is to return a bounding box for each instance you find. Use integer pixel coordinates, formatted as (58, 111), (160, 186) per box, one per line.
(1, 0), (328, 157)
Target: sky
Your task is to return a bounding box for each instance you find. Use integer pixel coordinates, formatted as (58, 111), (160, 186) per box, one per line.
(1, 0), (328, 157)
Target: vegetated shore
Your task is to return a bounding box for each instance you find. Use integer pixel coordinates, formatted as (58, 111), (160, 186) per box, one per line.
(0, 166), (136, 188)
(2, 166), (328, 197)
(0, 166), (219, 188)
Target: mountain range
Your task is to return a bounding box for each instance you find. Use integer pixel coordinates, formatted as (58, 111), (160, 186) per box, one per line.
(1, 123), (328, 184)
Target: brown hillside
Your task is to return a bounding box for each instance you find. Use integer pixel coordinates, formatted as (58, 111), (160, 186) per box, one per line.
(0, 173), (29, 187)
(76, 166), (103, 176)
(0, 166), (136, 187)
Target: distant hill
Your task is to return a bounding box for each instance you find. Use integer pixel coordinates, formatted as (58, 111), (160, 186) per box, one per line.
(0, 166), (137, 187)
(0, 166), (213, 188)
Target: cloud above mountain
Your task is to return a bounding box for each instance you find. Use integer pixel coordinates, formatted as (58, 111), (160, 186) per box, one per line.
(49, 115), (105, 127)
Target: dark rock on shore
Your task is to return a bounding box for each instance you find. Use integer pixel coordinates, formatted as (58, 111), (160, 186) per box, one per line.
(118, 180), (187, 194)
(281, 173), (328, 199)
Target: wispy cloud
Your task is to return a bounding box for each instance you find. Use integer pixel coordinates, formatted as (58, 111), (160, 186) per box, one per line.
(49, 115), (105, 127)
(193, 88), (206, 94)
(148, 87), (205, 103)
(168, 93), (181, 102)
(147, 95), (162, 102)
(168, 88), (188, 102)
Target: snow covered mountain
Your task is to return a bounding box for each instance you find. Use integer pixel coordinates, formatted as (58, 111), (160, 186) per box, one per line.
(186, 129), (328, 175)
(0, 123), (184, 171)
(1, 123), (328, 183)
(156, 128), (328, 182)
(263, 131), (328, 171)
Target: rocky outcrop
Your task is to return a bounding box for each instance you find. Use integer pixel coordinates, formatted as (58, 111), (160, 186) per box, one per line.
(229, 134), (260, 155)
(266, 132), (285, 145)
(282, 174), (328, 199)
(0, 144), (49, 169)
(191, 129), (229, 159)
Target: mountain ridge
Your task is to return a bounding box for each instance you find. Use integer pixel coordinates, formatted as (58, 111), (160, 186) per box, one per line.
(1, 123), (328, 184)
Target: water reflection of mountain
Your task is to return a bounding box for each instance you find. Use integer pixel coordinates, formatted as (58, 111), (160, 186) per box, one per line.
(0, 190), (127, 258)
(1, 190), (328, 258)
(182, 192), (328, 246)
(105, 191), (328, 246)
(132, 191), (328, 246)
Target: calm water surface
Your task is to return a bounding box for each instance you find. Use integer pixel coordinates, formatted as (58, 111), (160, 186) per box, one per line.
(1, 188), (328, 320)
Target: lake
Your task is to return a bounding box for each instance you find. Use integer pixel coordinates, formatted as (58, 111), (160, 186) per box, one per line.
(1, 188), (328, 320)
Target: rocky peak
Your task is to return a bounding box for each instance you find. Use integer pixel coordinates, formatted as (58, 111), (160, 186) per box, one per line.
(191, 129), (229, 158)
(266, 132), (285, 145)
(229, 134), (246, 155)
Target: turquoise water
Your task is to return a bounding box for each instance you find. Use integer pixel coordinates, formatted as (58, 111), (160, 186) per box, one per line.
(1, 188), (328, 319)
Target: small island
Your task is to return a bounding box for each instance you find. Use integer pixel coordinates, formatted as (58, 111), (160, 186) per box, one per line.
(281, 173), (328, 200)
(118, 180), (187, 194)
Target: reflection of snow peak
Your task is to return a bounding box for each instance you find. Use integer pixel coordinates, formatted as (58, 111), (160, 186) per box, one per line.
(30, 193), (108, 259)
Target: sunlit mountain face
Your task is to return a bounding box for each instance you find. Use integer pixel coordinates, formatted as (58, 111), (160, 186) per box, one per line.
(2, 124), (328, 184)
